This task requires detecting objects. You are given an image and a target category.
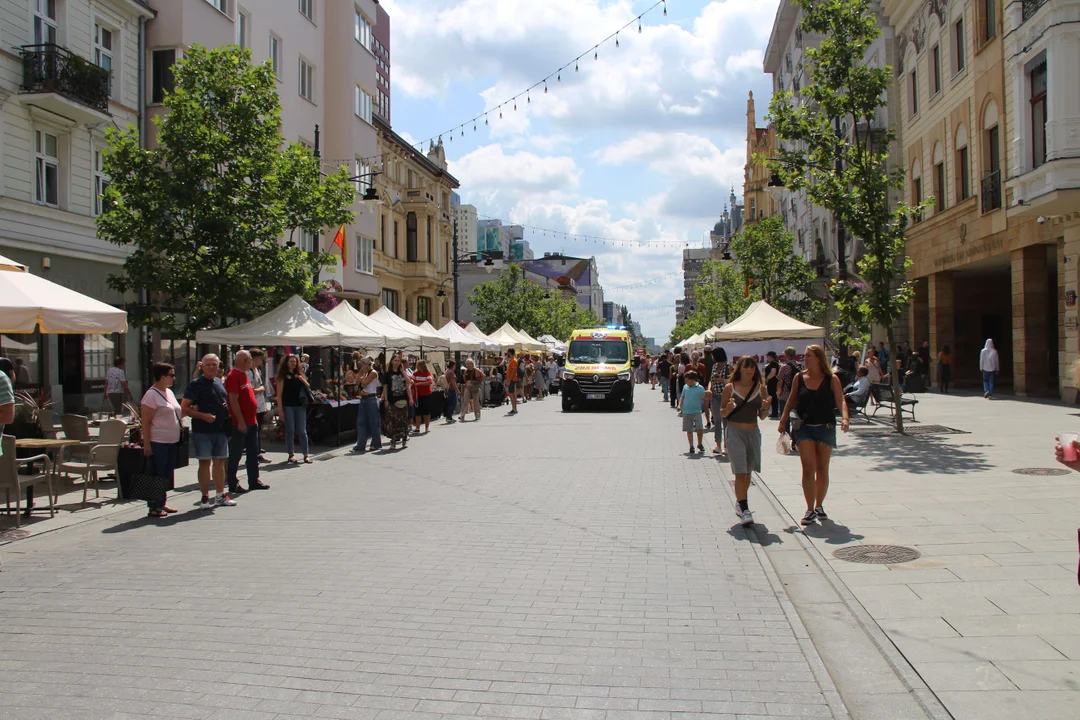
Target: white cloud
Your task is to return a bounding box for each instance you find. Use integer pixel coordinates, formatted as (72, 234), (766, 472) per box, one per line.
(450, 144), (582, 197)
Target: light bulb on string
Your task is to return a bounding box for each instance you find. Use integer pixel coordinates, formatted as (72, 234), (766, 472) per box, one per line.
(484, 115), (489, 125)
(527, 92), (530, 104)
(557, 72), (561, 82)
(513, 99), (517, 111)
(638, 17), (642, 33)
(594, 48), (598, 60)
(544, 81), (548, 94)
(499, 108), (503, 119)
(616, 33), (620, 48)
(575, 61), (579, 72)
(663, 0), (667, 16)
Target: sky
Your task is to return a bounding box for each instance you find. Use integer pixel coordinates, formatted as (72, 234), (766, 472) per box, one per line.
(382, 0), (781, 342)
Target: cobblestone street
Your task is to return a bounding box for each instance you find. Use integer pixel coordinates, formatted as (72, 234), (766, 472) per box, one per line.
(1, 392), (855, 720)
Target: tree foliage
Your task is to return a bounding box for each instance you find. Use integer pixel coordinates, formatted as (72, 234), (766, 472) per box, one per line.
(731, 216), (822, 323)
(767, 0), (924, 431)
(668, 260), (750, 346)
(469, 264), (601, 342)
(98, 44), (356, 335)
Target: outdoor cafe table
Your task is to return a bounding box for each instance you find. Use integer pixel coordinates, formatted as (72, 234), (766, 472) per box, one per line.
(13, 438), (82, 517)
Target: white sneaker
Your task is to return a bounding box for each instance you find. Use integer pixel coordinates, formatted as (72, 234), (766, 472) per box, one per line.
(198, 496), (214, 510)
(215, 494), (237, 507)
(739, 508), (754, 527)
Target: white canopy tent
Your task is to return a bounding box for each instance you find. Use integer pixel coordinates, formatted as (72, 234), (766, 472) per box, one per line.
(370, 306), (449, 351)
(538, 334), (567, 354)
(711, 301), (823, 341)
(0, 253), (128, 334)
(485, 325), (525, 351)
(701, 325), (726, 342)
(195, 295), (367, 347)
(464, 322), (508, 349)
(438, 321), (500, 352)
(326, 302), (420, 350)
(515, 328), (547, 353)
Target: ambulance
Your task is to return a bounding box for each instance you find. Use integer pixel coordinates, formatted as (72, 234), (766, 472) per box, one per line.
(560, 326), (635, 412)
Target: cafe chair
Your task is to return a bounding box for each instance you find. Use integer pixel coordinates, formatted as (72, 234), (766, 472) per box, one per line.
(60, 413), (94, 467)
(57, 419), (127, 505)
(37, 409), (62, 439)
(1, 435), (55, 528)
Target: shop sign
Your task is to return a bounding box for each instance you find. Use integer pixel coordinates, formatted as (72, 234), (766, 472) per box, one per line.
(1066, 290), (1076, 307)
(1067, 316), (1078, 331)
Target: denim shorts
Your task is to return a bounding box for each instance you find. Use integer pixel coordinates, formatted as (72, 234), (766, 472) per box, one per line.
(795, 423), (837, 448)
(192, 432), (229, 460)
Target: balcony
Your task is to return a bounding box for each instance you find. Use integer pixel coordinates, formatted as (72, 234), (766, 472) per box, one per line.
(981, 170), (1002, 213)
(19, 44), (110, 124)
(1022, 0), (1049, 22)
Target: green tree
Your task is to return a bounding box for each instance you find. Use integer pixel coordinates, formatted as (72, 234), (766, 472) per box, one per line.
(469, 265), (599, 341)
(667, 261), (750, 346)
(730, 216), (822, 323)
(98, 44), (355, 335)
(767, 0), (923, 432)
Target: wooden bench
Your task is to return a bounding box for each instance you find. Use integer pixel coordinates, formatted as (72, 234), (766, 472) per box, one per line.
(870, 383), (917, 421)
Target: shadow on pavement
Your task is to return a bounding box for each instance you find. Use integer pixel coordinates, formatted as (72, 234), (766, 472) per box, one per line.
(101, 509), (212, 533)
(802, 519), (865, 545)
(728, 522), (784, 547)
(845, 433), (994, 474)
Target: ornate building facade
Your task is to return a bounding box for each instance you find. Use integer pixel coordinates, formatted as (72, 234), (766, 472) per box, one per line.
(742, 92), (777, 230)
(372, 119), (458, 326)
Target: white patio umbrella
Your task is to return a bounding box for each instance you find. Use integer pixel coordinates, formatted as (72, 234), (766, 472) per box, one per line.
(370, 306), (449, 351)
(0, 255), (128, 334)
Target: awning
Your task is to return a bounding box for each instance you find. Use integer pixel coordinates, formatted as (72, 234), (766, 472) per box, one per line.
(0, 258), (127, 334)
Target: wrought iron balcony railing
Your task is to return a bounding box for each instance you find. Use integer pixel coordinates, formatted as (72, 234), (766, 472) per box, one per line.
(1022, 0), (1049, 23)
(981, 169), (1002, 213)
(20, 44), (109, 113)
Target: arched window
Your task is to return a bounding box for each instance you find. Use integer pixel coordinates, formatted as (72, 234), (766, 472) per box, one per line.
(932, 142), (946, 212)
(955, 123), (970, 200)
(911, 158), (923, 221)
(982, 98), (1002, 211)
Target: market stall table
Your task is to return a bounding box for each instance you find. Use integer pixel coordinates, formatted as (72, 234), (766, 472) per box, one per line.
(12, 438), (82, 517)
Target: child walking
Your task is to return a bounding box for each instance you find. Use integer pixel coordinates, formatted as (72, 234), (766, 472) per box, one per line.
(677, 370), (707, 454)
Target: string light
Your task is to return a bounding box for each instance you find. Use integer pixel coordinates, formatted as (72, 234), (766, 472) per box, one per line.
(616, 33), (620, 48)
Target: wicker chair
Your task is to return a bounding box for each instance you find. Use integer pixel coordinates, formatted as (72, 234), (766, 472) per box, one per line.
(1, 435), (55, 528)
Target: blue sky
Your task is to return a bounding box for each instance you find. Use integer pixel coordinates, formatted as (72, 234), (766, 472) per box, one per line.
(383, 0), (780, 341)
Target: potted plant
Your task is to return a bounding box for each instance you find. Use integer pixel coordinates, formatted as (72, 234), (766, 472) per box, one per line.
(10, 389), (49, 439)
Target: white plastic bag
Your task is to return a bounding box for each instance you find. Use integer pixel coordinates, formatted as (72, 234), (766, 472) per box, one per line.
(776, 432), (793, 455)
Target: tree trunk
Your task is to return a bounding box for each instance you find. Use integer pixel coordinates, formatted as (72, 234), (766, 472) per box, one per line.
(885, 323), (905, 434)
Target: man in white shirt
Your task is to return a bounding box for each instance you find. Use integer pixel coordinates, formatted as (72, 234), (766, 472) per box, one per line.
(844, 367), (871, 411)
(104, 358), (132, 415)
(247, 349), (270, 463)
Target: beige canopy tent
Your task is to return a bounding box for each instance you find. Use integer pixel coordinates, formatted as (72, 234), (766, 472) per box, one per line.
(710, 300), (823, 341)
(0, 253), (127, 334)
(515, 328), (548, 353)
(486, 324), (528, 351)
(195, 295), (369, 346)
(701, 325), (726, 342)
(438, 321), (501, 352)
(464, 322), (508, 349)
(370, 307), (449, 351)
(326, 302), (421, 350)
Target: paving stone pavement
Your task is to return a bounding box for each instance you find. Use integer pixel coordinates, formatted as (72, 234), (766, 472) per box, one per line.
(753, 389), (1080, 720)
(0, 390), (859, 720)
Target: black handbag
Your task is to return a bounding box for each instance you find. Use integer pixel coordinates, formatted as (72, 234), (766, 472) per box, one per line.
(175, 427), (190, 469)
(127, 472), (170, 508)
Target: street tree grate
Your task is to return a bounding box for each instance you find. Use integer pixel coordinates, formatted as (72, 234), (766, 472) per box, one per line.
(851, 424), (967, 437)
(1012, 467), (1072, 476)
(832, 544), (921, 564)
(0, 529), (31, 543)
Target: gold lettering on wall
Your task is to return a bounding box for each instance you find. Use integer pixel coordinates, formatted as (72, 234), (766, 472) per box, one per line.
(932, 237), (1005, 270)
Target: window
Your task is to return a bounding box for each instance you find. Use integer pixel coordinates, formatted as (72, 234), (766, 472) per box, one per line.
(93, 147), (110, 215)
(94, 24), (114, 96)
(913, 177), (923, 221)
(380, 214), (386, 252)
(1030, 61), (1047, 169)
(354, 159), (371, 193)
(416, 297), (431, 324)
(954, 18), (966, 73)
(355, 235), (374, 274)
(381, 289), (398, 314)
(35, 130), (59, 207)
(354, 86), (372, 123)
(151, 49), (176, 103)
(909, 69), (919, 117)
(987, 125), (1000, 174)
(237, 8), (249, 49)
(983, 0), (996, 43)
(392, 220), (399, 258)
(299, 0), (313, 22)
(205, 0), (227, 13)
(931, 45), (941, 95)
(934, 162), (945, 212)
(354, 7), (372, 51)
(34, 0), (57, 45)
(299, 230), (318, 253)
(84, 334), (113, 383)
(958, 146), (970, 200)
(298, 58), (313, 101)
(269, 35), (282, 78)
(406, 212), (418, 262)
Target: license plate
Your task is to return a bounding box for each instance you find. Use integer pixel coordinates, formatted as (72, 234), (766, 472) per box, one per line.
(586, 393), (606, 400)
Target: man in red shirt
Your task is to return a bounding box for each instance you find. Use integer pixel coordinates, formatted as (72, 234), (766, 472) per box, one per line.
(225, 350), (269, 494)
(506, 349), (520, 416)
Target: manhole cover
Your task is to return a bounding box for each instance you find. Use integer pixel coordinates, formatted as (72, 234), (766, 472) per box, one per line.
(833, 545), (921, 564)
(0, 529), (31, 542)
(1012, 467), (1071, 476)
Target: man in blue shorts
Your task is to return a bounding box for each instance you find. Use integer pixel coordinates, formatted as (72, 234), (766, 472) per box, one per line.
(182, 354), (236, 509)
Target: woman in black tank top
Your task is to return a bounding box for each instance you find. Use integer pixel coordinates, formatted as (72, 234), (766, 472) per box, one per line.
(778, 345), (849, 527)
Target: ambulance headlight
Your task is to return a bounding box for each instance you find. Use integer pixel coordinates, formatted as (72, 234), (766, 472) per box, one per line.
(617, 371), (632, 381)
(562, 371), (575, 380)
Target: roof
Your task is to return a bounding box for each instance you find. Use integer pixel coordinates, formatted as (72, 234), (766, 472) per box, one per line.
(373, 115), (459, 189)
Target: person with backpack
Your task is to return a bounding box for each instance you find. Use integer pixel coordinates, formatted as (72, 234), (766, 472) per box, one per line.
(776, 346), (800, 411)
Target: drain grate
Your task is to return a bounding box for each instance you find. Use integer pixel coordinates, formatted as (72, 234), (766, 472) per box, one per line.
(851, 424), (967, 437)
(833, 544), (921, 564)
(0, 529), (31, 542)
(1012, 467), (1071, 476)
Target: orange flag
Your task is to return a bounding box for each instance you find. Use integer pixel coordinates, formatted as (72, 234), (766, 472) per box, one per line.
(332, 224), (346, 259)
(744, 277), (753, 299)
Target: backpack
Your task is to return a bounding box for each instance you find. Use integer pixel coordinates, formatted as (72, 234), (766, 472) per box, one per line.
(780, 361), (799, 397)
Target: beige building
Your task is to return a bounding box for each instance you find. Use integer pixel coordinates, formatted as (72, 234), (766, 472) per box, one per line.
(371, 119), (458, 326)
(0, 0), (156, 407)
(885, 0), (1078, 397)
(743, 91), (777, 230)
(145, 0), (382, 302)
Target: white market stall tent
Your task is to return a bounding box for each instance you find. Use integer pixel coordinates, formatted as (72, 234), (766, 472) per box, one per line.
(370, 306), (449, 351)
(515, 328), (548, 353)
(707, 301), (824, 362)
(196, 295), (369, 347)
(0, 253), (128, 334)
(438, 321), (501, 352)
(464, 322), (509, 350)
(538, 334), (567, 354)
(326, 302), (421, 350)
